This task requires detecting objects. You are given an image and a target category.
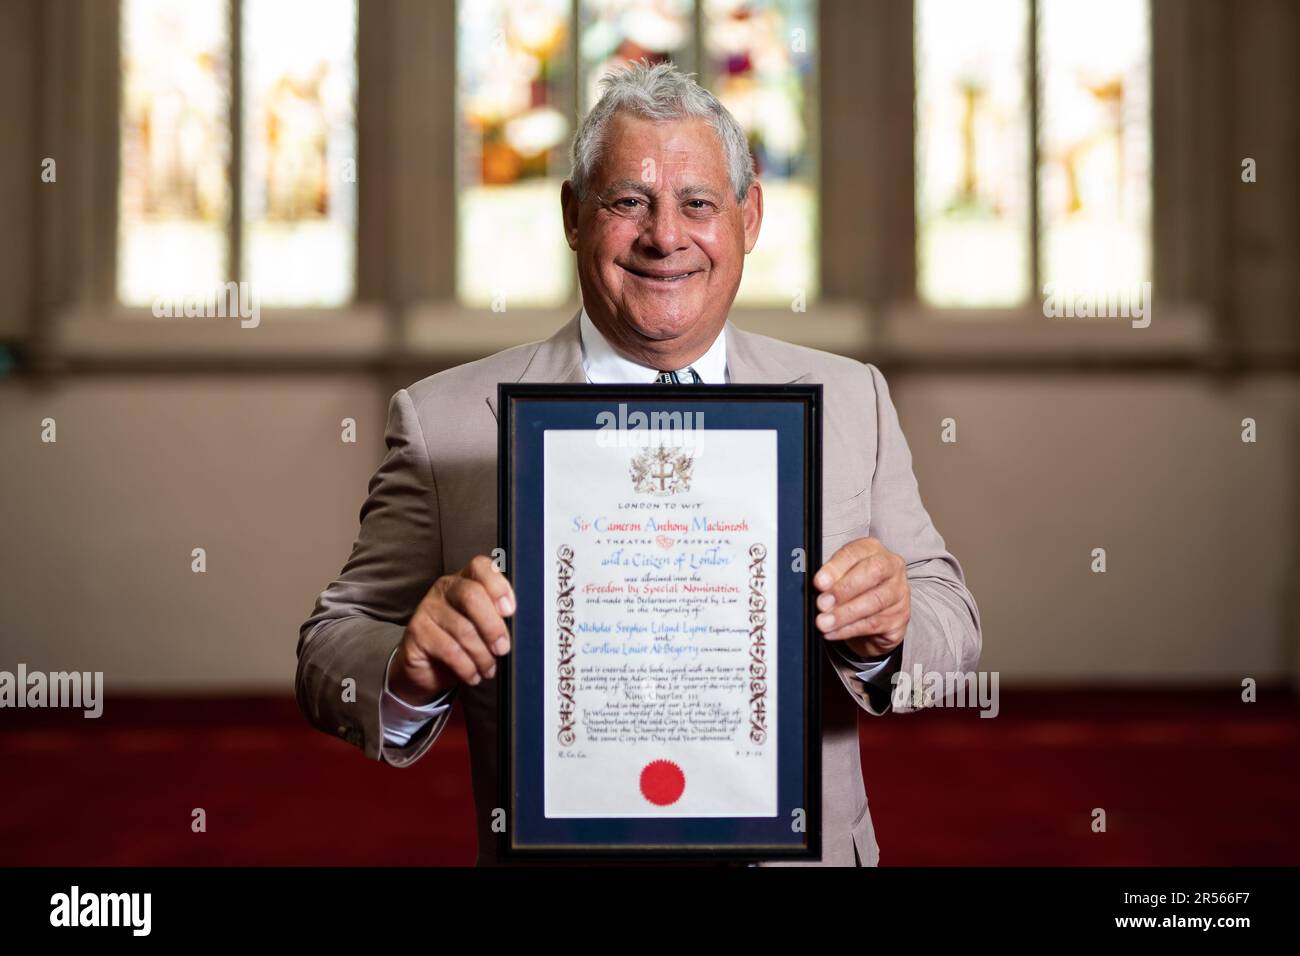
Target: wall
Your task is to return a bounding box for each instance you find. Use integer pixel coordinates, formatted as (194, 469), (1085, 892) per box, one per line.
(1, 372), (1294, 690)
(0, 375), (383, 690)
(0, 0), (1295, 691)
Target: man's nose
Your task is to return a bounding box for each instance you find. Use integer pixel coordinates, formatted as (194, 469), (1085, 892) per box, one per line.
(639, 202), (688, 256)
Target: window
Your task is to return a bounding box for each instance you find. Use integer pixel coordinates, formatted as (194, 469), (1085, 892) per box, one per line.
(240, 0), (358, 307)
(1037, 0), (1151, 298)
(915, 0), (1150, 309)
(118, 0), (231, 305)
(456, 0), (818, 309)
(701, 0), (817, 305)
(118, 0), (358, 309)
(456, 0), (574, 310)
(579, 1), (695, 113)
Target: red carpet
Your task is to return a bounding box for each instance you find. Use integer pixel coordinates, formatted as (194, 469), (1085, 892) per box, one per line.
(2, 689), (1297, 866)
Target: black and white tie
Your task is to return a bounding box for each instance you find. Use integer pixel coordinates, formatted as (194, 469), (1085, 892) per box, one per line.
(655, 367), (699, 384)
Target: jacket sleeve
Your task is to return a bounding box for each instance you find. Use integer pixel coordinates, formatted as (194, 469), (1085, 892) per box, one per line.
(824, 363), (982, 716)
(295, 388), (454, 766)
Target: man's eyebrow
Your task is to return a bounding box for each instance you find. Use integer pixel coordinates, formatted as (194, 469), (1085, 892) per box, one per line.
(674, 183), (724, 202)
(597, 180), (726, 202)
(599, 179), (656, 198)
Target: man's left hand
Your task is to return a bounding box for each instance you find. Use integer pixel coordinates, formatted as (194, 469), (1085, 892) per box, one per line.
(813, 537), (911, 659)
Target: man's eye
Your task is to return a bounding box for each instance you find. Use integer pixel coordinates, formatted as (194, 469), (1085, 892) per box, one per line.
(614, 197), (643, 209)
(685, 199), (713, 211)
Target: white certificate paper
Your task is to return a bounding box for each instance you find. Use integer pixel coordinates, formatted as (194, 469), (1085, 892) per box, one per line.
(542, 428), (778, 818)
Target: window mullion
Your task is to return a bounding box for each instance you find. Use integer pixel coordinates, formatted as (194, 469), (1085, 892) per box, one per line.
(693, 0), (703, 77)
(1028, 0), (1040, 304)
(570, 0), (580, 120)
(229, 0), (243, 286)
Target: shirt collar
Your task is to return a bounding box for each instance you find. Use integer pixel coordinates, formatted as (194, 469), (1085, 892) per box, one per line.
(578, 307), (728, 384)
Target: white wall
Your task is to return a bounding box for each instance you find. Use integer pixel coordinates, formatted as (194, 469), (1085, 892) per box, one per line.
(894, 372), (1297, 683)
(0, 375), (384, 690)
(0, 373), (1295, 690)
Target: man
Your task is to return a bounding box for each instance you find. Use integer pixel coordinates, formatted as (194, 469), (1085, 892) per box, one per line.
(296, 61), (981, 867)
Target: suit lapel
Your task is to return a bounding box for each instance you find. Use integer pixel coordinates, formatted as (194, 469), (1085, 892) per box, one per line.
(724, 320), (809, 384)
(485, 311), (586, 420)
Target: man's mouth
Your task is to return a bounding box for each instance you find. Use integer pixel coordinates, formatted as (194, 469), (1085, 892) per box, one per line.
(621, 264), (700, 283)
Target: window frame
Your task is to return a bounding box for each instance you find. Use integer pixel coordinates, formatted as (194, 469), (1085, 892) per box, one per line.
(827, 0), (1217, 363)
(29, 0), (1221, 369)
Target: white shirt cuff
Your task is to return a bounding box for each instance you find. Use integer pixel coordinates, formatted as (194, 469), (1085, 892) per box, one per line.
(380, 645), (455, 747)
(831, 642), (899, 689)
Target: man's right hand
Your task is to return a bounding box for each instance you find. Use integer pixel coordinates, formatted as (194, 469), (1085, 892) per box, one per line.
(387, 555), (516, 706)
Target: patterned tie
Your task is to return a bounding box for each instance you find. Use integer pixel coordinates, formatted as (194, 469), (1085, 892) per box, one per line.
(655, 367), (699, 384)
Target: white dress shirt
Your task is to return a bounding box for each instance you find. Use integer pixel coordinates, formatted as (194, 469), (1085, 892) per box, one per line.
(379, 308), (899, 752)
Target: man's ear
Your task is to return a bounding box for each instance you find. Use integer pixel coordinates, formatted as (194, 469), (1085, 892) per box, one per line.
(741, 180), (764, 254)
(561, 180), (581, 251)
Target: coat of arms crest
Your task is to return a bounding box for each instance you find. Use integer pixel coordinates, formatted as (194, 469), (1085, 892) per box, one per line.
(630, 445), (694, 496)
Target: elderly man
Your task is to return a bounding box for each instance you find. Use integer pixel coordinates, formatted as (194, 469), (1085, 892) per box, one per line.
(297, 61), (980, 867)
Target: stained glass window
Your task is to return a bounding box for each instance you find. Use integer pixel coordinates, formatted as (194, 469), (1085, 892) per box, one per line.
(580, 0), (694, 111)
(119, 0), (357, 309)
(118, 0), (231, 306)
(459, 0), (818, 309)
(702, 0), (817, 305)
(457, 0), (574, 309)
(915, 0), (1030, 308)
(1038, 0), (1151, 297)
(241, 0), (358, 307)
(915, 0), (1151, 310)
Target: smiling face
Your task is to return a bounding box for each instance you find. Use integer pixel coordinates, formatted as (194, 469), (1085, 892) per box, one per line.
(561, 113), (762, 371)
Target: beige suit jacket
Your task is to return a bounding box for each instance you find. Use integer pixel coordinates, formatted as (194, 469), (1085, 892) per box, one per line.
(296, 312), (981, 867)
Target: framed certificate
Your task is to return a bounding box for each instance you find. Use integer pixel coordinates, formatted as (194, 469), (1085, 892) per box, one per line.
(497, 383), (822, 862)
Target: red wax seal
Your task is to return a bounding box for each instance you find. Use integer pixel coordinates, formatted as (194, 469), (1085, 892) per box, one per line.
(640, 759), (686, 806)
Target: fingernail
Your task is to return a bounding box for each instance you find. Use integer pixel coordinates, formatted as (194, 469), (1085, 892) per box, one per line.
(494, 637), (511, 655)
(817, 593), (835, 611)
(469, 673), (482, 686)
(498, 595), (515, 616)
(816, 613), (834, 630)
(814, 572), (830, 589)
(487, 664), (497, 679)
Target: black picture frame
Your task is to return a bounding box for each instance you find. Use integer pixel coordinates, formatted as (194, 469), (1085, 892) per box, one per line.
(497, 382), (822, 862)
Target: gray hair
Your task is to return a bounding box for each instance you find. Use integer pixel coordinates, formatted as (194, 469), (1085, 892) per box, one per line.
(569, 60), (755, 202)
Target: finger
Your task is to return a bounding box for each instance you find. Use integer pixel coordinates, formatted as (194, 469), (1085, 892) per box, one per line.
(816, 585), (905, 635)
(823, 606), (907, 645)
(825, 626), (903, 657)
(827, 593), (909, 642)
(813, 538), (881, 591)
(446, 576), (511, 657)
(856, 601), (910, 639)
(408, 614), (484, 687)
(815, 553), (897, 612)
(462, 554), (516, 618)
(424, 599), (498, 680)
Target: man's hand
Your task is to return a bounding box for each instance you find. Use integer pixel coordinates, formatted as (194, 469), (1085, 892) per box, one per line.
(387, 555), (516, 706)
(813, 537), (911, 659)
